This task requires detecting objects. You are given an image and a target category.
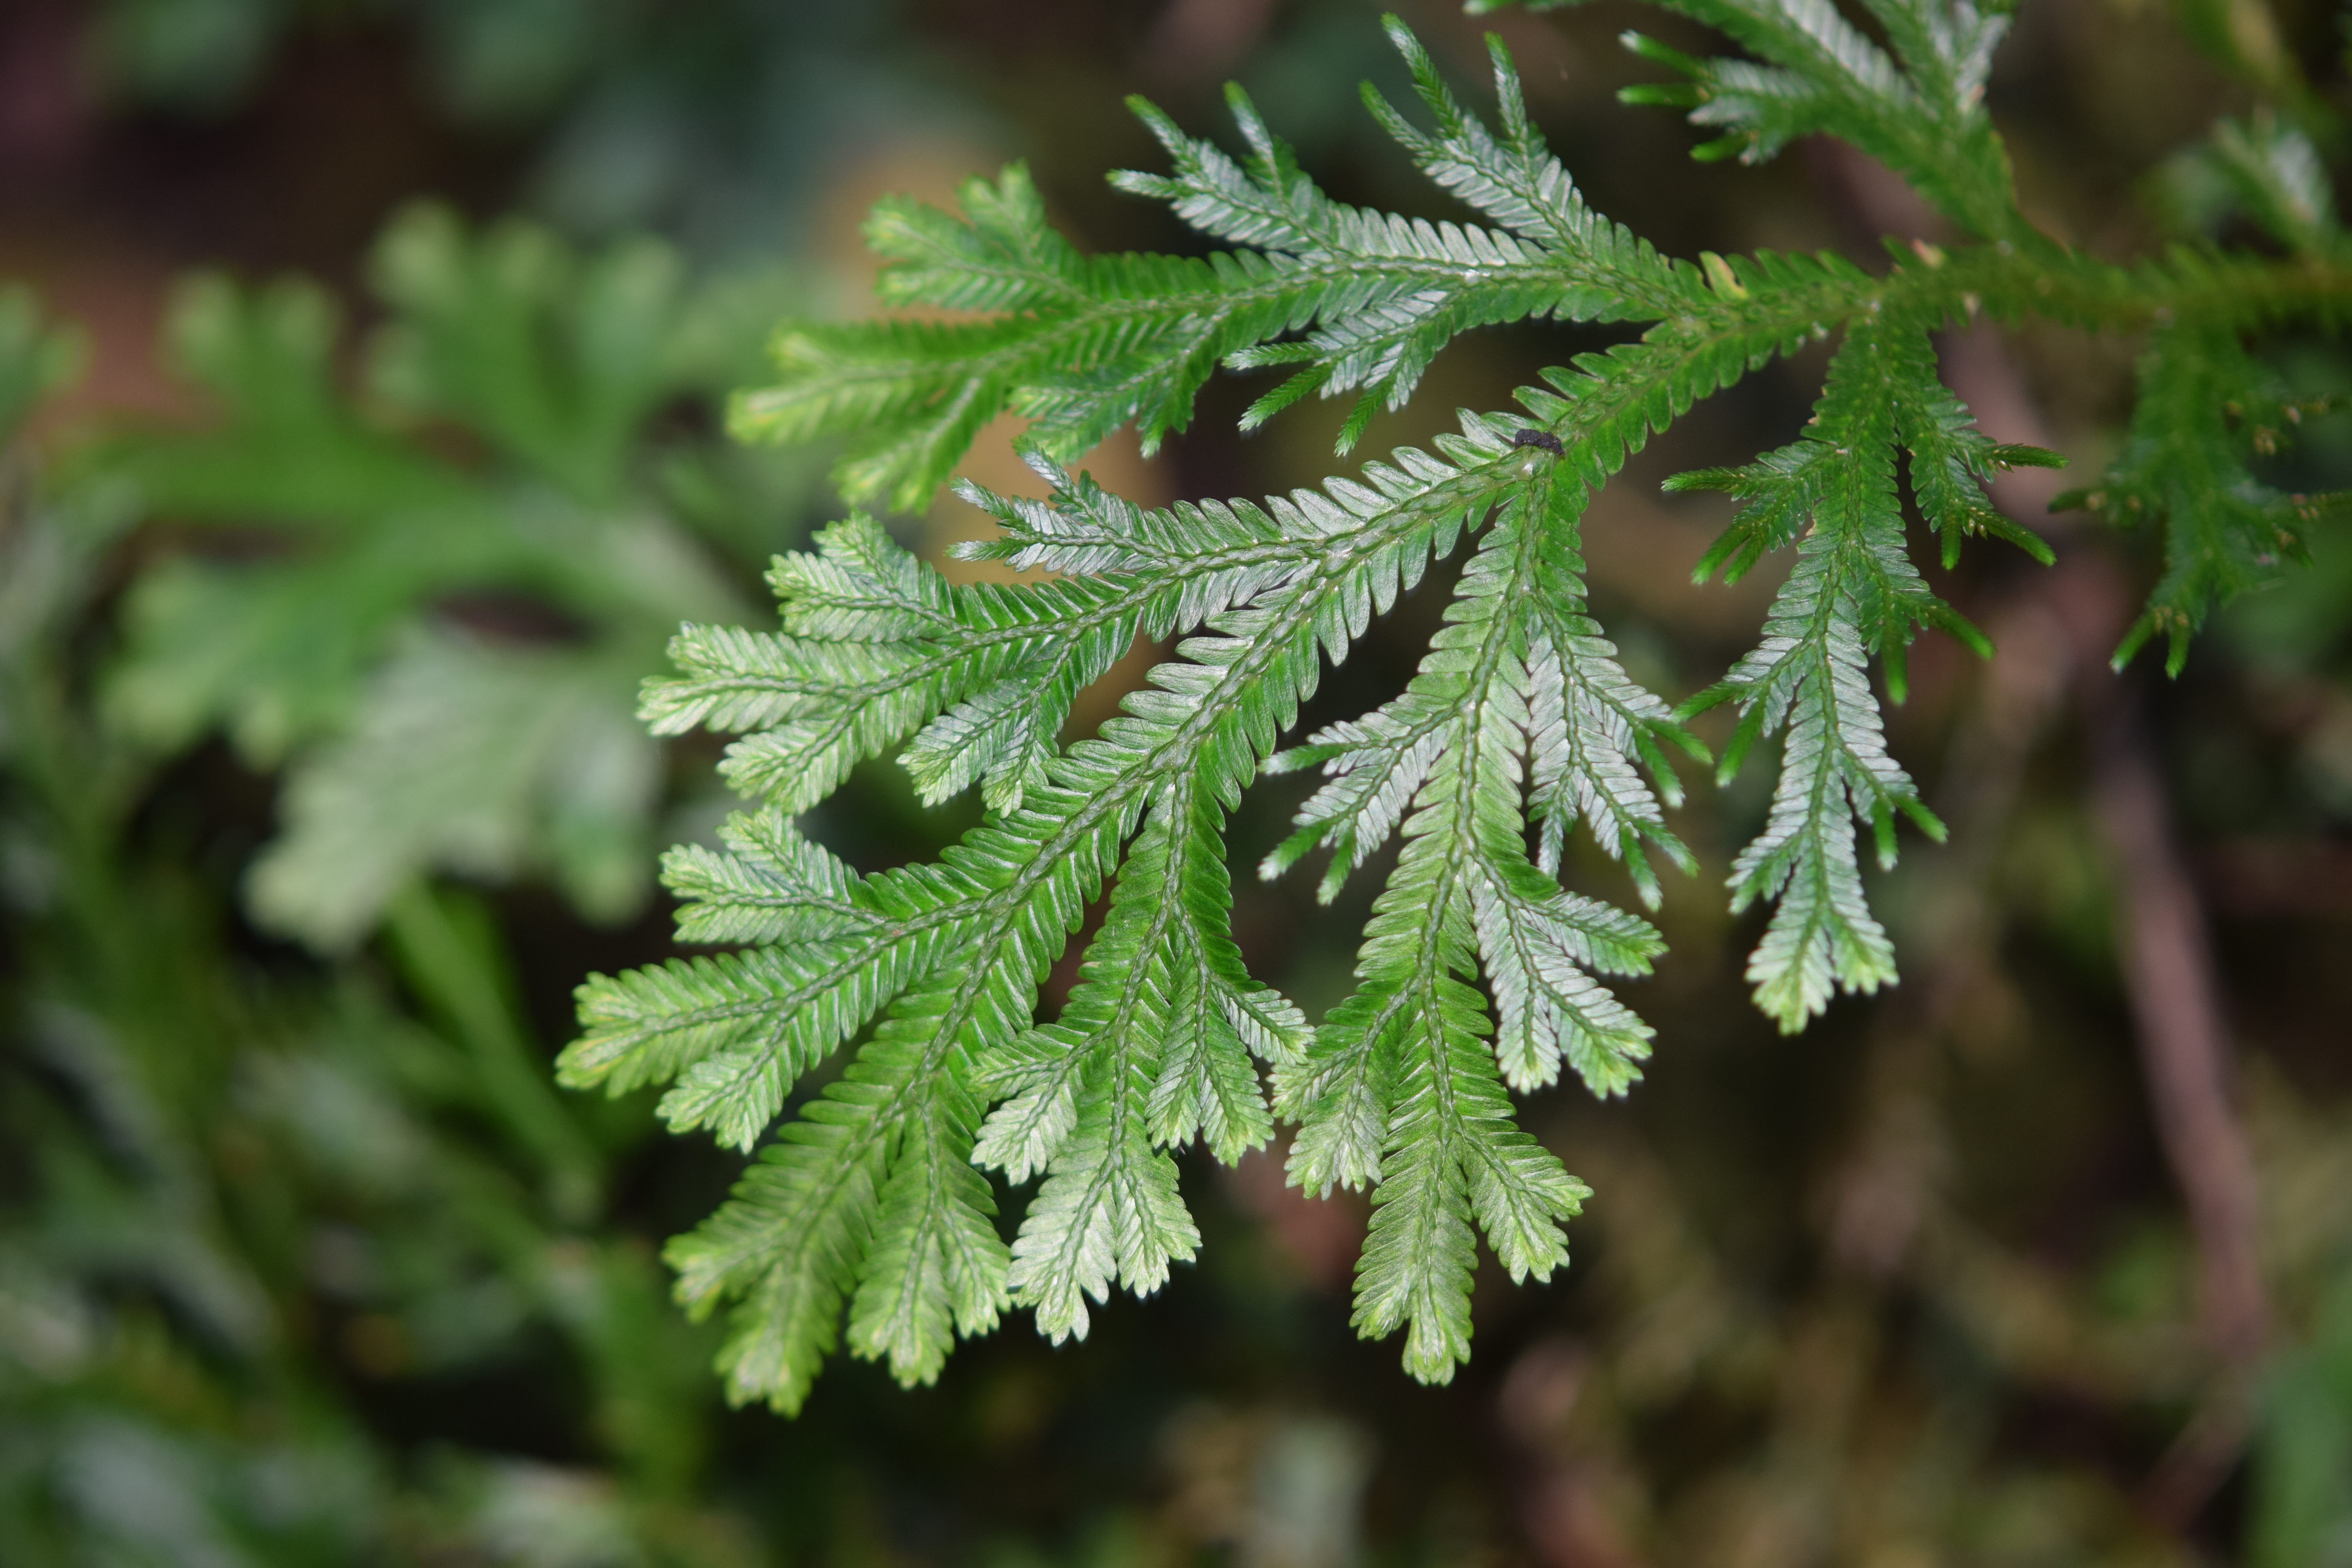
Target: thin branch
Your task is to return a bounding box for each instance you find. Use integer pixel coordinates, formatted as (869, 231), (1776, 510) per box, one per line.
(2089, 699), (2270, 1528)
(2089, 711), (2269, 1366)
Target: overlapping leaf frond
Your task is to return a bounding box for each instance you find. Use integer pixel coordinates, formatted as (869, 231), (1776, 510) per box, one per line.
(1674, 312), (2058, 1029)
(2061, 321), (2345, 675)
(1612, 0), (2021, 239)
(730, 28), (1700, 510)
(568, 417), (1528, 1408)
(579, 8), (2352, 1405)
(99, 205), (779, 948)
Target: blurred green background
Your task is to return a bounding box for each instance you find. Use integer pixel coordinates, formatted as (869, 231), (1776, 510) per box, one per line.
(5, 0), (2352, 1563)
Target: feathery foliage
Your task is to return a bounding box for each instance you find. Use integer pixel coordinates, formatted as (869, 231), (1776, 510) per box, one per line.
(101, 207), (800, 948)
(575, 4), (2352, 1403)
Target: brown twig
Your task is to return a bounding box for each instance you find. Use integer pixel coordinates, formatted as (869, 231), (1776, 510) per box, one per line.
(1935, 296), (2272, 1523)
(2087, 695), (2270, 1526)
(1780, 132), (2269, 1539)
(1905, 274), (2270, 1527)
(2089, 713), (2269, 1368)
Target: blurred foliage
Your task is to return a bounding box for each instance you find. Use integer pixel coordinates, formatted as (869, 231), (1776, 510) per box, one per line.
(89, 0), (980, 260)
(0, 282), (752, 1565)
(98, 204), (810, 946)
(5, 0), (2352, 1565)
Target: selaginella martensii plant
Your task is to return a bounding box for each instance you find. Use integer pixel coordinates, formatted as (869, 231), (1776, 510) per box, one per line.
(561, 1), (2352, 1412)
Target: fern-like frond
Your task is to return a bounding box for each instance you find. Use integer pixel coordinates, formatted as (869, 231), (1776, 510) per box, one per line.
(2059, 320), (2346, 674)
(650, 514), (1153, 817)
(1269, 466), (1670, 1381)
(577, 5), (2352, 1410)
(0, 285), (83, 439)
(2160, 113), (2341, 260)
(1616, 0), (2021, 240)
(368, 206), (700, 504)
(602, 126), (1911, 1390)
(573, 414), (1530, 1408)
(247, 633), (659, 950)
(100, 208), (766, 951)
(1676, 313), (2053, 1028)
(1365, 24), (1686, 313)
(732, 28), (1706, 510)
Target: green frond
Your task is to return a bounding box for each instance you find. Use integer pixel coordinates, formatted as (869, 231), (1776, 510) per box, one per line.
(369, 204), (699, 504)
(953, 448), (1322, 628)
(729, 21), (1726, 510)
(664, 1012), (1005, 1414)
(665, 1134), (874, 1419)
(1270, 470), (1656, 1379)
(247, 635), (658, 951)
(1716, 547), (1913, 1030)
(992, 806), (1211, 1342)
(2059, 320), (2343, 675)
(865, 162), (1086, 314)
(1348, 1031), (1483, 1385)
(656, 258), (1835, 1388)
(1332, 728), (1591, 1385)
(1886, 329), (2064, 569)
(569, 5), (2352, 1411)
(1614, 0), (2023, 239)
(1678, 315), (2045, 1028)
(1140, 778), (1306, 1163)
(662, 809), (871, 947)
(565, 914), (950, 1154)
(585, 414), (1527, 1406)
(1262, 698), (1455, 902)
(973, 762), (1299, 1341)
(101, 209), (753, 951)
(646, 513), (1169, 814)
(0, 285), (84, 440)
(1362, 21), (1688, 318)
(1519, 493), (1703, 900)
(2158, 113), (2341, 259)
(1470, 868), (1661, 1097)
